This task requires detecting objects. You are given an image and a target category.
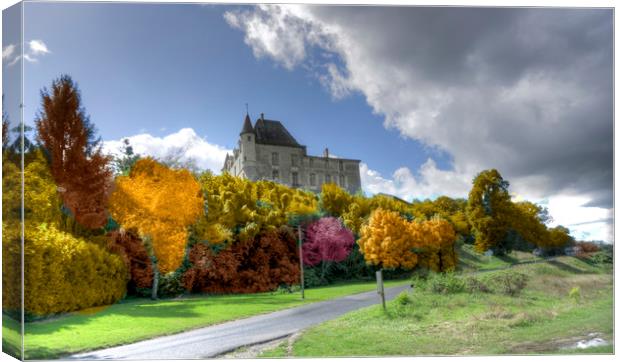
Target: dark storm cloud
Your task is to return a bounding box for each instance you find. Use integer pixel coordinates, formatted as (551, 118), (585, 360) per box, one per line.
(226, 5), (613, 210)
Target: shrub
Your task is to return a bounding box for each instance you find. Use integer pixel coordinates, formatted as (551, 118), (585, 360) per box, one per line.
(183, 226), (300, 294)
(425, 272), (466, 294)
(481, 270), (528, 296)
(5, 224), (128, 317)
(568, 286), (581, 303)
(395, 290), (413, 305)
(588, 250), (612, 265)
(303, 267), (328, 288)
(463, 275), (491, 293)
(107, 229), (153, 294)
(157, 271), (186, 298)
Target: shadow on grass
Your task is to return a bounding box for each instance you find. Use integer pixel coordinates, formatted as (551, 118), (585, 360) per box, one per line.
(24, 293), (305, 336)
(546, 260), (589, 275)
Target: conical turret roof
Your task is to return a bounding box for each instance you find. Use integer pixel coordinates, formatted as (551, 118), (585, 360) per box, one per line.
(240, 114), (254, 135)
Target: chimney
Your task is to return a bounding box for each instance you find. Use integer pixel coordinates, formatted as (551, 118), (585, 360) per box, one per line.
(323, 148), (329, 158)
(260, 113), (264, 120)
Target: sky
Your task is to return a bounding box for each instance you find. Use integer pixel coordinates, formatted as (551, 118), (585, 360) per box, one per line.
(2, 2), (614, 243)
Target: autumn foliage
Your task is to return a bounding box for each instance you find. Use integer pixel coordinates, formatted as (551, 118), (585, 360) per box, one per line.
(35, 75), (112, 229)
(183, 227), (300, 293)
(358, 209), (420, 269)
(107, 229), (154, 291)
(358, 209), (458, 272)
(303, 217), (355, 267)
(109, 158), (204, 273)
(2, 224), (127, 316)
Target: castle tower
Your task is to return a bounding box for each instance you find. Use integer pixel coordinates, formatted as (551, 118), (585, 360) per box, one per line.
(239, 113), (258, 179)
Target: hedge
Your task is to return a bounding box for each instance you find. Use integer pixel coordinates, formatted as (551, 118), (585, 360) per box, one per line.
(3, 223), (128, 317)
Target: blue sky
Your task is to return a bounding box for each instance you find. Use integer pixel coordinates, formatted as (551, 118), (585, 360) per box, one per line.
(15, 2), (451, 180)
(2, 3), (613, 242)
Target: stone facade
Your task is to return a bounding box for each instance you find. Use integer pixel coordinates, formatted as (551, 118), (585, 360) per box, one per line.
(222, 113), (362, 194)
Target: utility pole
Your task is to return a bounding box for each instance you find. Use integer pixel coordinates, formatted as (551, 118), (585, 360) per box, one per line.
(298, 224), (305, 300)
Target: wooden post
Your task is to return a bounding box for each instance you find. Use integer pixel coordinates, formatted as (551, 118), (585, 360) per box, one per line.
(298, 224), (305, 300)
(376, 269), (385, 310)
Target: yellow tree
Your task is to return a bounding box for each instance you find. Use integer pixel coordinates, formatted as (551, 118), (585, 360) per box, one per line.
(320, 183), (353, 217)
(109, 158), (204, 299)
(358, 208), (419, 269)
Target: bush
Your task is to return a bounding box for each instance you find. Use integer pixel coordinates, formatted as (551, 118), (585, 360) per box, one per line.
(303, 267), (328, 288)
(481, 270), (528, 296)
(183, 226), (300, 294)
(395, 290), (413, 305)
(425, 272), (466, 294)
(3, 224), (128, 317)
(158, 271), (186, 298)
(588, 250), (612, 265)
(568, 286), (581, 303)
(463, 275), (491, 293)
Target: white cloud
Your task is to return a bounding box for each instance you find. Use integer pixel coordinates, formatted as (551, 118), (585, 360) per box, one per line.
(29, 40), (50, 55)
(103, 128), (231, 173)
(360, 159), (470, 202)
(3, 39), (51, 67)
(2, 44), (15, 59)
(223, 6), (613, 242)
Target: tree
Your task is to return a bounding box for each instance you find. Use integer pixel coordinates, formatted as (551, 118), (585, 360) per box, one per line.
(35, 75), (112, 229)
(109, 158), (204, 298)
(112, 138), (140, 176)
(466, 169), (513, 254)
(358, 208), (419, 269)
(302, 217), (355, 282)
(320, 183), (353, 217)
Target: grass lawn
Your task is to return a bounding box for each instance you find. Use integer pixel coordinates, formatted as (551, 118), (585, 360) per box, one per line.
(2, 314), (21, 360)
(260, 257), (613, 357)
(10, 278), (408, 359)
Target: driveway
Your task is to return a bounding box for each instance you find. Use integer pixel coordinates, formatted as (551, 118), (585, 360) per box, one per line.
(69, 284), (410, 360)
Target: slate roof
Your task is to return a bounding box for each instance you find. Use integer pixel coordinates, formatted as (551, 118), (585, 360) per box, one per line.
(253, 118), (304, 148)
(240, 114), (254, 135)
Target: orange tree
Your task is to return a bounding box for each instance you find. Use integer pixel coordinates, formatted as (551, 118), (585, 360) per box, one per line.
(109, 158), (204, 299)
(358, 208), (419, 270)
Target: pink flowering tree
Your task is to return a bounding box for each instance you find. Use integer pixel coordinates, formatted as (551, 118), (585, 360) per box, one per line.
(303, 217), (355, 281)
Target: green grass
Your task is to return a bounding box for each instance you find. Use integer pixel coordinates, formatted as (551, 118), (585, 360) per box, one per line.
(19, 279), (408, 359)
(2, 313), (21, 359)
(457, 244), (543, 272)
(262, 259), (613, 357)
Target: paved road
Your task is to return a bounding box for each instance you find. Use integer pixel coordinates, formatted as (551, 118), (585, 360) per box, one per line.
(69, 284), (410, 360)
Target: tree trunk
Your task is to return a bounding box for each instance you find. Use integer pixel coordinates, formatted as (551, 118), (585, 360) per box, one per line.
(151, 263), (159, 300)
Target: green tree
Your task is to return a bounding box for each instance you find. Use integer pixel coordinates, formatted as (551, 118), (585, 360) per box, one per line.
(466, 169), (513, 254)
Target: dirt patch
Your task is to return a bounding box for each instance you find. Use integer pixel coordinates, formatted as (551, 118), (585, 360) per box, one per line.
(217, 337), (288, 359)
(508, 332), (609, 354)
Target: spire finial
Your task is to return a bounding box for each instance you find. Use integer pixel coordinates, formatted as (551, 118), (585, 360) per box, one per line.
(245, 102), (249, 115)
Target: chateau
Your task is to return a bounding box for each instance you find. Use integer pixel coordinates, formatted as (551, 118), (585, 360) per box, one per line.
(222, 113), (362, 194)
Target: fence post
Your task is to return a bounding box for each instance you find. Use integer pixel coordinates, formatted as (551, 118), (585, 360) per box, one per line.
(376, 268), (385, 310)
(298, 224), (305, 300)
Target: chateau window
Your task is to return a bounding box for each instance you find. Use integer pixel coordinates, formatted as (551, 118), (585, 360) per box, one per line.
(272, 169), (279, 180)
(291, 154), (298, 167)
(326, 174), (331, 183)
(272, 152), (279, 165)
(310, 173), (316, 186)
(339, 160), (344, 171)
(247, 136), (251, 141)
(339, 174), (345, 187)
(309, 158), (314, 167)
(292, 172), (299, 186)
